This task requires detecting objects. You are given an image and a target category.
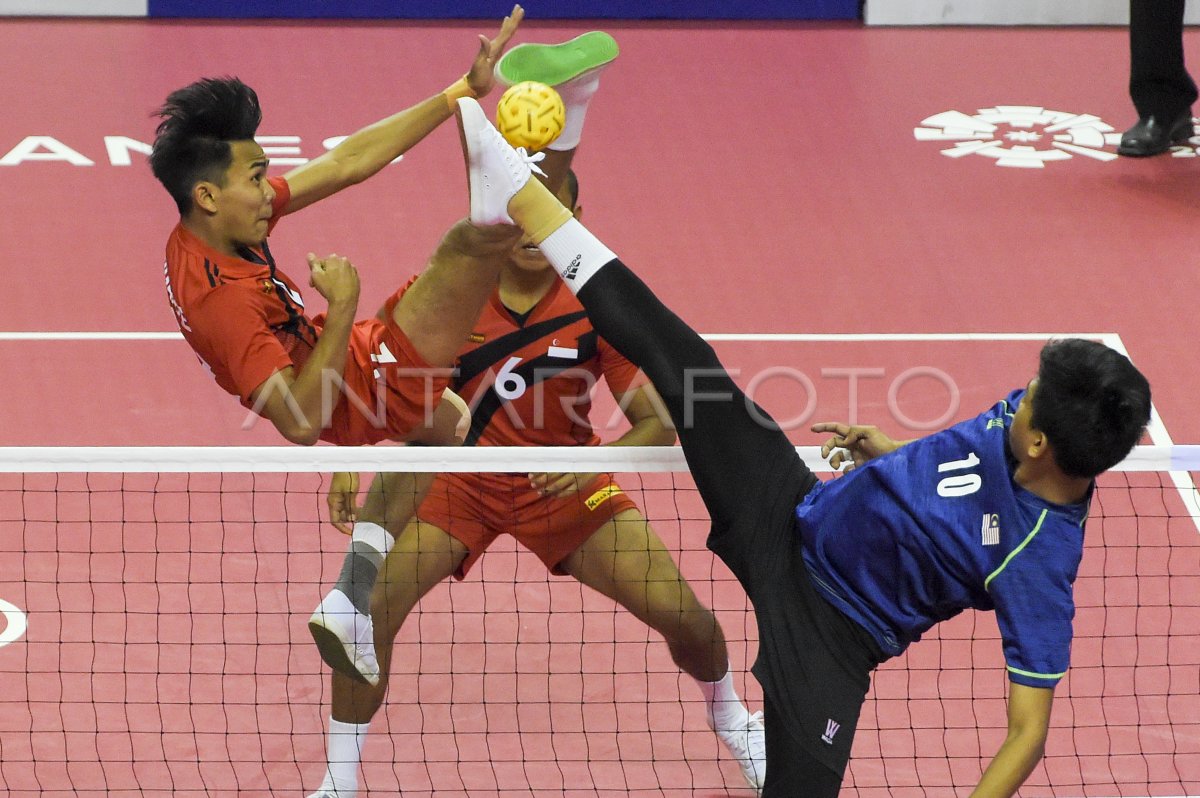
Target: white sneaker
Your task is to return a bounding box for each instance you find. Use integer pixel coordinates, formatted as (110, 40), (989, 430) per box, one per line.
(713, 710), (766, 793)
(308, 589), (380, 687)
(456, 96), (546, 226)
(306, 790), (351, 798)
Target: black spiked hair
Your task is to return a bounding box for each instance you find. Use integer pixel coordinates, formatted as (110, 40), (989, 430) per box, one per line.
(150, 77), (262, 215)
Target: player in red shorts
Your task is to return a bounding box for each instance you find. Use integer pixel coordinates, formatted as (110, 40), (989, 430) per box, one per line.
(307, 35), (766, 798)
(150, 8), (525, 692)
(312, 169), (767, 798)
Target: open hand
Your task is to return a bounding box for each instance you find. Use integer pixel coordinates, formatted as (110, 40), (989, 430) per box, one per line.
(811, 422), (900, 472)
(466, 5), (525, 97)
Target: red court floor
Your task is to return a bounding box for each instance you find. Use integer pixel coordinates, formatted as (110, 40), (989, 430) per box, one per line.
(0, 15), (1199, 798)
(0, 19), (1198, 444)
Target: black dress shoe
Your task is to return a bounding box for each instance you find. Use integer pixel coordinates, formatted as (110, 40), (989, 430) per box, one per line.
(1118, 110), (1195, 156)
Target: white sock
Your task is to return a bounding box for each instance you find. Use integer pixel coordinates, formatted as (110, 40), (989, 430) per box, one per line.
(549, 72), (602, 151)
(351, 521), (395, 556)
(318, 717), (370, 795)
(538, 218), (618, 294)
(698, 671), (750, 732)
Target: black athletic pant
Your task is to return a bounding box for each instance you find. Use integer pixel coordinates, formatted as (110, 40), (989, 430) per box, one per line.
(574, 260), (814, 551)
(1130, 0), (1197, 120)
(575, 260), (853, 796)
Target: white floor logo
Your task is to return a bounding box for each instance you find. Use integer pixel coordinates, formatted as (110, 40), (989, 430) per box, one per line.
(0, 598), (28, 648)
(1169, 119), (1200, 157)
(915, 106), (1122, 168)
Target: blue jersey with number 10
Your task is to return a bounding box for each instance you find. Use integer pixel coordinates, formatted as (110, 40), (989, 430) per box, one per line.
(796, 389), (1091, 688)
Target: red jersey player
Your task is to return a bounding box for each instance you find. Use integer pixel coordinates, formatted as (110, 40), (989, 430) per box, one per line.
(307, 87), (768, 798)
(306, 34), (767, 798)
(151, 7), (526, 697)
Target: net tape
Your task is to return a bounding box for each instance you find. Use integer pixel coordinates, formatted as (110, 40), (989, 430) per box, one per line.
(0, 444), (1197, 473)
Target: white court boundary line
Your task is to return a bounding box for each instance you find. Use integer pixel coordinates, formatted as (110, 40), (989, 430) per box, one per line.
(3, 330), (1196, 529)
(1099, 333), (1200, 534)
(0, 598), (27, 648)
(0, 331), (183, 340)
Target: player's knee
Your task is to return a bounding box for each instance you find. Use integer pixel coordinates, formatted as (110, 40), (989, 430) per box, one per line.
(406, 388), (471, 446)
(368, 588), (416, 640)
(444, 217), (522, 257)
(675, 601), (719, 642)
(643, 581), (713, 638)
(362, 473), (418, 532)
(670, 594), (721, 645)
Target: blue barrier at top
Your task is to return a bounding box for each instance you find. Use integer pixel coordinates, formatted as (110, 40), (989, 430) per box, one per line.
(147, 1), (859, 20)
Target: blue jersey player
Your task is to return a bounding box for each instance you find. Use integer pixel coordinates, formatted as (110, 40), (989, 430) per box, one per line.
(450, 97), (1154, 797)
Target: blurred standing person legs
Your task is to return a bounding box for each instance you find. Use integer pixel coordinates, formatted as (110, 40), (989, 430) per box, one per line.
(1120, 0), (1197, 156)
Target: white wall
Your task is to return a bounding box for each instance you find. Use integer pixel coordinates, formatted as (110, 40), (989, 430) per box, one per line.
(0, 1), (147, 15)
(866, 0), (1200, 26)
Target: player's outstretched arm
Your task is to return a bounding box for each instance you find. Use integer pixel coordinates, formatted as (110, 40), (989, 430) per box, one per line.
(970, 683), (1053, 797)
(280, 5), (524, 214)
(812, 422), (911, 472)
(248, 253), (360, 445)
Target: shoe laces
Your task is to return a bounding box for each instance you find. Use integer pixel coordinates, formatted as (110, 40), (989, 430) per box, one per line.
(720, 710), (765, 760)
(486, 123), (548, 179)
(337, 610), (376, 672)
(352, 614), (374, 649)
(513, 146), (548, 178)
(722, 710), (765, 793)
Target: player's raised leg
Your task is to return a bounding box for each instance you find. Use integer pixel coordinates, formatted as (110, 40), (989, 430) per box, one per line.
(392, 220), (522, 368)
(308, 518), (468, 798)
(309, 224), (502, 687)
(561, 508), (766, 791)
(310, 390), (467, 686)
(454, 97), (811, 539)
(309, 467), (442, 687)
(493, 30), (618, 192)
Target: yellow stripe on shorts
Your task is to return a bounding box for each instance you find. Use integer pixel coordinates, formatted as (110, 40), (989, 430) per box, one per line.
(585, 484), (623, 511)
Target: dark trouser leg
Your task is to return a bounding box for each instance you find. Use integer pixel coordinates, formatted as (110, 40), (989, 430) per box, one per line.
(761, 694), (844, 798)
(1130, 0), (1197, 118)
(575, 260), (815, 535)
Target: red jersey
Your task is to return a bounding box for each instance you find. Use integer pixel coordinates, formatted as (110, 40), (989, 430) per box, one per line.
(164, 177), (311, 405)
(163, 176), (444, 445)
(453, 278), (646, 447)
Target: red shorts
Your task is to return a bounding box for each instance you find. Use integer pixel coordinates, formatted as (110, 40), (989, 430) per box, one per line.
(418, 470), (639, 579)
(314, 288), (451, 446)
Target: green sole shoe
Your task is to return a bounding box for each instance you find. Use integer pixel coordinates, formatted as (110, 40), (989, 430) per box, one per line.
(495, 30), (619, 88)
